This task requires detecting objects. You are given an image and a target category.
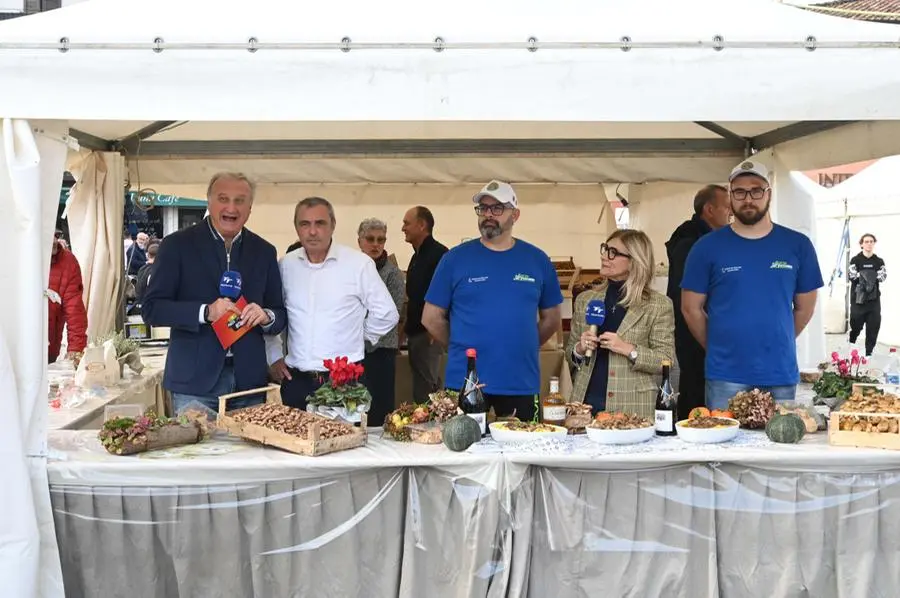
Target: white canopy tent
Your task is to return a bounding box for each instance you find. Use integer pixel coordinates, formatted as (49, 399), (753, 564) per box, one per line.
(3, 0), (900, 595)
(815, 157), (900, 345)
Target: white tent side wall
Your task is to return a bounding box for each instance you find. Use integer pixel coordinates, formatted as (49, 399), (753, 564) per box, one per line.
(0, 119), (68, 598)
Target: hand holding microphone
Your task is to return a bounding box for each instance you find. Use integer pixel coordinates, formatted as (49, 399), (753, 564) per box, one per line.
(582, 300), (606, 358)
(208, 270), (244, 324)
(215, 270), (270, 329)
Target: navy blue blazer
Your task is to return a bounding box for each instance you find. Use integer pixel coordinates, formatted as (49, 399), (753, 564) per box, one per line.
(142, 221), (286, 396)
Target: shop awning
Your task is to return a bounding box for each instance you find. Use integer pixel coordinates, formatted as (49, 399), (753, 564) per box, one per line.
(59, 186), (205, 208)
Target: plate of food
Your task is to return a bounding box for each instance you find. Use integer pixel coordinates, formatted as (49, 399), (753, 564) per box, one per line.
(586, 412), (655, 445)
(488, 420), (568, 443)
(676, 411), (740, 444)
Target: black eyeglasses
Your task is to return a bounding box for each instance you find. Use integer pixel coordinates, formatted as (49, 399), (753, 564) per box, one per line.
(474, 204), (509, 217)
(731, 187), (769, 201)
(601, 243), (631, 260)
(363, 235), (386, 244)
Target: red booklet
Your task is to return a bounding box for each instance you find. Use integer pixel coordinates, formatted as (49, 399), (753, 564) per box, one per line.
(211, 296), (253, 349)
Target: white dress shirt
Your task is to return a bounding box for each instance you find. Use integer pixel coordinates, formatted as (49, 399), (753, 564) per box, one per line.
(266, 243), (399, 371)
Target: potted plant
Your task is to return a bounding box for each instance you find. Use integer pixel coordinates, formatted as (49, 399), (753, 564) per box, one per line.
(93, 330), (144, 375)
(306, 356), (372, 423)
(99, 410), (206, 455)
(813, 349), (878, 408)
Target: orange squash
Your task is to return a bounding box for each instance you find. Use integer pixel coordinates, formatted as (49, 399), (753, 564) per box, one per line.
(689, 407), (710, 419)
(710, 409), (734, 419)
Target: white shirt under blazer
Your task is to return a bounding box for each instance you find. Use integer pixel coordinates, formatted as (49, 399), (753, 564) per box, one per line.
(266, 243), (399, 372)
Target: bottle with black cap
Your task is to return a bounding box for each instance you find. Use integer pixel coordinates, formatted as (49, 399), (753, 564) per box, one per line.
(459, 348), (487, 437)
(655, 359), (677, 436)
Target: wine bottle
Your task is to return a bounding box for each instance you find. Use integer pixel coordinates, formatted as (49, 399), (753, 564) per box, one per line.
(655, 359), (676, 436)
(459, 348), (487, 436)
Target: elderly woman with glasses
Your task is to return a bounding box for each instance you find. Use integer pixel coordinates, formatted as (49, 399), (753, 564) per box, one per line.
(566, 229), (675, 418)
(358, 218), (406, 426)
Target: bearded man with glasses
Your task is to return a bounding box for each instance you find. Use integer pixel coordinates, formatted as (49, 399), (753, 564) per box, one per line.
(680, 160), (823, 409)
(422, 180), (563, 422)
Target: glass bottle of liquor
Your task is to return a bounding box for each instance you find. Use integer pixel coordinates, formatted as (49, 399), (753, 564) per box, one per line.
(459, 348), (487, 436)
(655, 359), (677, 436)
(541, 376), (566, 426)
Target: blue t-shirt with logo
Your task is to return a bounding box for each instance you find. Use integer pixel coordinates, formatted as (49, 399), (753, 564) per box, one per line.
(681, 224), (823, 386)
(425, 239), (563, 395)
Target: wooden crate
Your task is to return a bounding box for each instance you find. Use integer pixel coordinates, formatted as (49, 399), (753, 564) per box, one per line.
(551, 256), (581, 293)
(829, 410), (900, 449)
(216, 384), (367, 456)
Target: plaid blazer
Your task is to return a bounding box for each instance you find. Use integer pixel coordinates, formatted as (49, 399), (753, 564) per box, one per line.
(566, 284), (675, 418)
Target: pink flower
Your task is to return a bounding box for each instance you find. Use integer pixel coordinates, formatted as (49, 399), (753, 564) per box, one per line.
(851, 349), (859, 358)
(831, 351), (840, 362)
(851, 354), (860, 365)
(862, 357), (868, 365)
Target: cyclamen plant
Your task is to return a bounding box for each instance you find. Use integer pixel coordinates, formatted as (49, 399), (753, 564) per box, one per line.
(307, 356), (372, 414)
(814, 349), (877, 400)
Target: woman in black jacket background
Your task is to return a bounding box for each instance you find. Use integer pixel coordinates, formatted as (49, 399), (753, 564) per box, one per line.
(849, 233), (887, 356)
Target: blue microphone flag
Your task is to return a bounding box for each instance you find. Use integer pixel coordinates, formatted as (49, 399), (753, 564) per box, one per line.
(219, 270), (243, 300)
(585, 300), (606, 327)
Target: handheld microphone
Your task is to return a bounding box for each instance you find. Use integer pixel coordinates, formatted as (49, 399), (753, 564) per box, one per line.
(584, 300), (606, 358)
(219, 270), (243, 300)
(219, 270), (243, 328)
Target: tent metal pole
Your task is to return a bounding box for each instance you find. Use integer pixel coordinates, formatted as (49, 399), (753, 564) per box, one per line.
(1, 39), (899, 52)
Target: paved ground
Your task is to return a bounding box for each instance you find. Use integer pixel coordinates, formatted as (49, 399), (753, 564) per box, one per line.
(826, 332), (892, 357)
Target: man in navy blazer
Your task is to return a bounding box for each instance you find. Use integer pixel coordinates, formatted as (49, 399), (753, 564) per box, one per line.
(143, 172), (286, 413)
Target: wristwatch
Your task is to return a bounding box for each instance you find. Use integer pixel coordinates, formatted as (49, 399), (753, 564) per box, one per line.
(627, 348), (638, 363)
(203, 304), (211, 322)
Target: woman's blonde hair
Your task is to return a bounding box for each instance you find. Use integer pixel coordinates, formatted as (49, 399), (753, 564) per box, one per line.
(606, 229), (654, 309)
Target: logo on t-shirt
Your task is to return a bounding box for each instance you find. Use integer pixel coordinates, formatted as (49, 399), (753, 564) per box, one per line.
(770, 260), (793, 270)
(721, 266), (742, 274)
(468, 276), (489, 283)
(513, 273), (536, 283)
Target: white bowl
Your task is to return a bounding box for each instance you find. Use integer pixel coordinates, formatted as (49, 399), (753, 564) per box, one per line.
(675, 418), (740, 444)
(586, 424), (655, 445)
(488, 422), (568, 443)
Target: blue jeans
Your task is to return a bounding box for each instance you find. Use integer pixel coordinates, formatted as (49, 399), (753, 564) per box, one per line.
(171, 364), (265, 415)
(705, 380), (797, 410)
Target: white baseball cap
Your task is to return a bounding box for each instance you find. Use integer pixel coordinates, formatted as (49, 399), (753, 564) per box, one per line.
(473, 180), (518, 208)
(729, 160), (770, 185)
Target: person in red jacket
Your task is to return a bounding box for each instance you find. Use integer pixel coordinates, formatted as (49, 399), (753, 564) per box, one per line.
(48, 231), (88, 364)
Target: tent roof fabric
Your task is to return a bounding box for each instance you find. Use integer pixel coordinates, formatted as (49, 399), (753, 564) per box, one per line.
(2, 0), (900, 182)
(2, 0), (900, 122)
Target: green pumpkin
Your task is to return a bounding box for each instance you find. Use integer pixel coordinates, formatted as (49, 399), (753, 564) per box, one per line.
(765, 413), (806, 444)
(443, 415), (482, 452)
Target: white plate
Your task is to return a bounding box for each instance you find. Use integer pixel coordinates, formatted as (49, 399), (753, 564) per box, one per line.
(488, 422), (568, 443)
(585, 424), (655, 445)
(675, 418), (740, 443)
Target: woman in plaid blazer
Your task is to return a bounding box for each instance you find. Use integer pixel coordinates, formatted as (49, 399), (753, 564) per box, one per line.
(566, 230), (675, 419)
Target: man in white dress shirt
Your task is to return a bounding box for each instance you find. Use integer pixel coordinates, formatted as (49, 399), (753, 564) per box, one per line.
(267, 196), (400, 409)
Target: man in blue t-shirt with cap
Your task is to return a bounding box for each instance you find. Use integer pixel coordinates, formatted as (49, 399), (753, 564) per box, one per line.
(681, 160), (824, 409)
(422, 180), (563, 421)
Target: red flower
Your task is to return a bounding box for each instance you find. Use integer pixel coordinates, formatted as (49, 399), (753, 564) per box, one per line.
(321, 355), (366, 387)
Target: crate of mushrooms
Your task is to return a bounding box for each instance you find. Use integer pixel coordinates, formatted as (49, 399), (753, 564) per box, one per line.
(828, 387), (900, 450)
(217, 385), (367, 456)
